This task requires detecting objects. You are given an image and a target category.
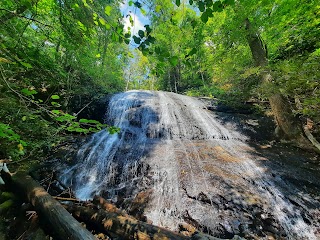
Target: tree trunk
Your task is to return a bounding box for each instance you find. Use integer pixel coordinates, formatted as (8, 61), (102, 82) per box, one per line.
(3, 171), (97, 240)
(244, 18), (312, 148)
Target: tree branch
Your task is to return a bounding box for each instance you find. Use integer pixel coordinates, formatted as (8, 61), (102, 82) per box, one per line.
(0, 8), (52, 27)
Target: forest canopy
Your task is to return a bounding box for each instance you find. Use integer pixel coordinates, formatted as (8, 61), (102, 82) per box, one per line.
(0, 0), (130, 160)
(1, 0), (320, 160)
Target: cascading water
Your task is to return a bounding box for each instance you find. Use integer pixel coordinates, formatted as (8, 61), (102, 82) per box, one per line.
(60, 90), (320, 239)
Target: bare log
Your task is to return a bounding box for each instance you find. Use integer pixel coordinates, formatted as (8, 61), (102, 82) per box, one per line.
(93, 196), (127, 216)
(4, 171), (97, 240)
(303, 126), (320, 152)
(67, 204), (190, 240)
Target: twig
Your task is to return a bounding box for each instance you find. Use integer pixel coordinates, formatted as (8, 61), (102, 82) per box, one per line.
(0, 66), (53, 115)
(46, 171), (55, 192)
(16, 230), (28, 240)
(75, 99), (95, 117)
(0, 8), (52, 27)
(0, 159), (12, 163)
(53, 196), (81, 202)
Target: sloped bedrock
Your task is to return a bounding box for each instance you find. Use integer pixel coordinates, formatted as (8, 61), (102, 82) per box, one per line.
(181, 178), (286, 239)
(57, 91), (320, 239)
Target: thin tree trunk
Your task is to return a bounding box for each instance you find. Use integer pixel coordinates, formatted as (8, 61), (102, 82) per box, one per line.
(244, 18), (312, 148)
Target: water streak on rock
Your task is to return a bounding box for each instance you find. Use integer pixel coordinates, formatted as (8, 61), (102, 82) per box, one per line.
(60, 91), (319, 239)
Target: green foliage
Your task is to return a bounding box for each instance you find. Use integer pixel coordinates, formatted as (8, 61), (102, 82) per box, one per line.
(0, 0), (129, 161)
(136, 0), (319, 129)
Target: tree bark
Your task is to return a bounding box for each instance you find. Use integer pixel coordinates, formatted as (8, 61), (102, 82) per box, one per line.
(244, 18), (312, 148)
(67, 204), (190, 240)
(3, 171), (96, 240)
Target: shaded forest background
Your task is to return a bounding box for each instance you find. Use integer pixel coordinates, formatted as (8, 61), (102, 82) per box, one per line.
(1, 0), (320, 162)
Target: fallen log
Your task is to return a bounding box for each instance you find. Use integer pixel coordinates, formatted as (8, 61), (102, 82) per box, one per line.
(67, 204), (190, 240)
(2, 171), (96, 240)
(93, 196), (127, 216)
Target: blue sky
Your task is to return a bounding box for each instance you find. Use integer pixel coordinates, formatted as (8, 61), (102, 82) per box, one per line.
(120, 0), (150, 36)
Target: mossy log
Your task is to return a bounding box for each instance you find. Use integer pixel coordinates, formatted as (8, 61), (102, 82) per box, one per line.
(2, 171), (96, 240)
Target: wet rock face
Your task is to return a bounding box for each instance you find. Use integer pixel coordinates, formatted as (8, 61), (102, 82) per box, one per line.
(59, 91), (320, 240)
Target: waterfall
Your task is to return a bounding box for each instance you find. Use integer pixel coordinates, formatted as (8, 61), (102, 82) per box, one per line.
(60, 90), (319, 239)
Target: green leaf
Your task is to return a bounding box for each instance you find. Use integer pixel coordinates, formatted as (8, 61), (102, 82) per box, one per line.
(147, 35), (155, 44)
(51, 110), (61, 115)
(186, 48), (197, 58)
(206, 8), (213, 17)
(22, 116), (27, 121)
(108, 126), (120, 134)
(21, 88), (37, 96)
(155, 47), (161, 54)
(79, 119), (100, 124)
(140, 8), (146, 15)
(51, 102), (61, 107)
(189, 0), (193, 5)
(155, 5), (161, 12)
(99, 17), (106, 25)
(212, 1), (223, 12)
(145, 25), (152, 34)
(198, 1), (205, 12)
(205, 0), (213, 7)
(176, 0), (181, 7)
(138, 30), (145, 38)
(51, 95), (60, 100)
(134, 2), (142, 8)
(124, 38), (130, 44)
(223, 0), (235, 5)
(169, 56), (179, 66)
(191, 20), (197, 29)
(128, 0), (133, 6)
(201, 11), (209, 23)
(105, 6), (112, 16)
(20, 62), (32, 68)
(133, 35), (141, 44)
(96, 53), (101, 58)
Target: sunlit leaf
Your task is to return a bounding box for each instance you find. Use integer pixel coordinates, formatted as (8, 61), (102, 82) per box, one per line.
(51, 110), (61, 115)
(140, 8), (146, 15)
(21, 88), (37, 96)
(155, 5), (161, 12)
(51, 95), (60, 99)
(0, 57), (12, 63)
(20, 62), (32, 68)
(105, 5), (112, 16)
(99, 18), (106, 25)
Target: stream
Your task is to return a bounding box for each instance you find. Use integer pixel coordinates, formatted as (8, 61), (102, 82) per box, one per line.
(59, 90), (320, 239)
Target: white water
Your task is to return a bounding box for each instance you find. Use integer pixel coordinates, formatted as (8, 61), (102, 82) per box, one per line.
(60, 90), (319, 239)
